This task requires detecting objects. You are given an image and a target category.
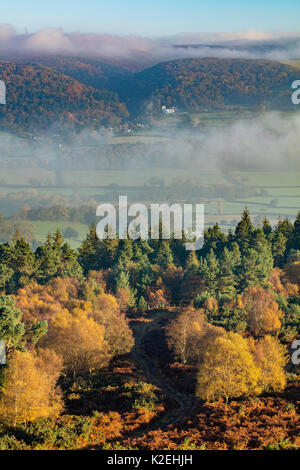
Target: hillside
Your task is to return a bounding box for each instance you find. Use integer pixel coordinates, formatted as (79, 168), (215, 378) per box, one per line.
(0, 61), (129, 134)
(14, 56), (132, 90)
(115, 57), (299, 113)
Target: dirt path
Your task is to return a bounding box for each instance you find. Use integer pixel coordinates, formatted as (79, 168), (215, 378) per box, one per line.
(130, 311), (198, 430)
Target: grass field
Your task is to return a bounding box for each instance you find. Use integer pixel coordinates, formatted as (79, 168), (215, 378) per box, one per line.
(32, 221), (89, 249)
(62, 168), (227, 187)
(0, 168), (55, 186)
(232, 170), (300, 187)
(108, 135), (168, 144)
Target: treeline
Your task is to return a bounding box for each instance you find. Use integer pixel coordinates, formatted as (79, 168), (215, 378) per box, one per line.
(0, 209), (299, 299)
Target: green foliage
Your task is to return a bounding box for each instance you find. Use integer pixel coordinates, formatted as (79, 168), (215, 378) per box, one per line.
(0, 296), (25, 351)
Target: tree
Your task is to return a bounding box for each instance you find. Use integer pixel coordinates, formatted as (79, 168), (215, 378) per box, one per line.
(185, 250), (199, 272)
(289, 212), (300, 252)
(78, 224), (103, 273)
(0, 350), (62, 425)
(238, 239), (273, 291)
(43, 309), (110, 376)
(217, 245), (240, 295)
(235, 208), (253, 252)
(35, 234), (60, 284)
(137, 296), (148, 315)
(114, 266), (136, 309)
(0, 264), (13, 293)
(196, 332), (261, 402)
(198, 249), (219, 294)
(167, 307), (205, 364)
(201, 223), (226, 257)
(253, 335), (287, 392)
(243, 286), (282, 337)
(262, 217), (272, 239)
(272, 232), (287, 268)
(152, 240), (173, 268)
(115, 239), (133, 265)
(0, 296), (25, 352)
(8, 238), (35, 289)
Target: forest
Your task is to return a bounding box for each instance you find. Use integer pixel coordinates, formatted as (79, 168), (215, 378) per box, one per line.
(0, 208), (299, 450)
(0, 62), (129, 134)
(0, 57), (299, 134)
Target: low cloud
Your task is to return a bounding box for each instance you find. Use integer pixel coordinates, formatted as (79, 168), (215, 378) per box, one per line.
(0, 24), (300, 67)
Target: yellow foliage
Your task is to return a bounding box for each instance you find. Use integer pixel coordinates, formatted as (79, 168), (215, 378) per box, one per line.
(0, 350), (63, 425)
(43, 309), (110, 376)
(254, 335), (287, 392)
(196, 332), (261, 402)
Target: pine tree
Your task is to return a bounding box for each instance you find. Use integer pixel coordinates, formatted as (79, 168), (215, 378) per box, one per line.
(290, 212), (300, 252)
(0, 296), (25, 352)
(78, 224), (104, 273)
(262, 217), (272, 239)
(235, 208), (254, 252)
(202, 223), (227, 257)
(272, 232), (287, 268)
(198, 248), (219, 294)
(185, 250), (199, 272)
(153, 240), (173, 268)
(9, 238), (35, 288)
(115, 238), (133, 265)
(137, 296), (148, 315)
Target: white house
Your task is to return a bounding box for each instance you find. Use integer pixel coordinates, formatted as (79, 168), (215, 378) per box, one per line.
(162, 105), (175, 114)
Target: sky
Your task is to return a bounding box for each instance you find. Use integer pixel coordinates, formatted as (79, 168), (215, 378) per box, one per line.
(2, 0), (300, 36)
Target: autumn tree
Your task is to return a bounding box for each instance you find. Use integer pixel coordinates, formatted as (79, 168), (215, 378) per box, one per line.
(91, 293), (134, 357)
(253, 335), (287, 392)
(167, 307), (205, 364)
(196, 332), (261, 402)
(43, 309), (110, 376)
(243, 286), (282, 336)
(0, 350), (62, 425)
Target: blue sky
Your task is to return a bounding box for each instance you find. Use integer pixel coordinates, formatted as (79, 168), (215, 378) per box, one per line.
(2, 0), (300, 36)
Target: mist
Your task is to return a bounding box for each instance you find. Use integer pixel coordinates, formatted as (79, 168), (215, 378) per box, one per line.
(1, 111), (300, 171)
(1, 24), (300, 67)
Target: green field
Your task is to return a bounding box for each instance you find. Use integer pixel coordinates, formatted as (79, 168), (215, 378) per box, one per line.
(32, 221), (89, 249)
(62, 168), (227, 187)
(108, 135), (168, 144)
(232, 170), (300, 187)
(0, 168), (55, 186)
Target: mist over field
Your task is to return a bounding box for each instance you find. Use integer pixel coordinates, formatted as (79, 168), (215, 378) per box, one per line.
(1, 111), (299, 172)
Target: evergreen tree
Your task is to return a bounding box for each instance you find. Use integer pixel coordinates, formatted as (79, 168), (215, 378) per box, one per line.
(238, 240), (273, 291)
(235, 208), (254, 252)
(272, 232), (287, 268)
(262, 217), (272, 239)
(59, 243), (83, 279)
(9, 238), (35, 289)
(152, 240), (173, 268)
(35, 240), (60, 284)
(115, 238), (133, 265)
(137, 296), (148, 315)
(201, 223), (227, 257)
(185, 250), (199, 272)
(198, 248), (219, 294)
(78, 224), (104, 273)
(290, 212), (300, 252)
(0, 296), (25, 352)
